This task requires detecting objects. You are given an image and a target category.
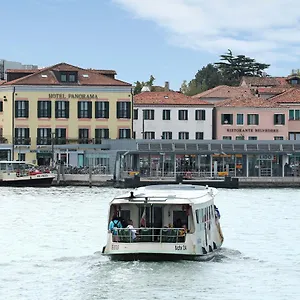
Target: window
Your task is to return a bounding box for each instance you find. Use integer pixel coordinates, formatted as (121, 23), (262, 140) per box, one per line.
(143, 109), (154, 120)
(78, 101), (92, 118)
(237, 113), (244, 125)
(178, 110), (188, 120)
(119, 128), (131, 139)
(14, 128), (30, 145)
(133, 109), (138, 120)
(248, 136), (258, 140)
(236, 135), (245, 140)
(95, 128), (109, 143)
(117, 102), (131, 119)
(0, 101), (3, 112)
(37, 128), (51, 145)
(291, 79), (299, 85)
(18, 153), (26, 161)
(60, 72), (77, 83)
(222, 136), (232, 140)
(37, 101), (51, 118)
(247, 114), (259, 125)
(274, 136), (284, 140)
(289, 132), (300, 140)
(162, 131), (172, 139)
(221, 114), (233, 125)
(144, 131), (155, 139)
(55, 101), (69, 118)
(195, 110), (206, 120)
(195, 132), (204, 140)
(15, 100), (29, 118)
(289, 109), (300, 120)
(95, 101), (109, 118)
(274, 114), (285, 125)
(55, 128), (67, 144)
(162, 109), (170, 120)
(78, 128), (89, 144)
(178, 132), (189, 139)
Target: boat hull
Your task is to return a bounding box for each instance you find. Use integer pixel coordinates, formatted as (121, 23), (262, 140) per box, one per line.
(0, 176), (55, 187)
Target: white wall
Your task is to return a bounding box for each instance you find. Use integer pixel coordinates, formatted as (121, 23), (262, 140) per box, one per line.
(133, 105), (213, 140)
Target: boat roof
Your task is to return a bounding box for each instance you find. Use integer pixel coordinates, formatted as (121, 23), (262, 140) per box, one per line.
(111, 184), (217, 205)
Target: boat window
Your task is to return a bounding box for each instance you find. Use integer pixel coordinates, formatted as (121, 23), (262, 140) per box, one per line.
(0, 163), (6, 171)
(195, 209), (199, 224)
(120, 210), (131, 227)
(7, 164), (13, 171)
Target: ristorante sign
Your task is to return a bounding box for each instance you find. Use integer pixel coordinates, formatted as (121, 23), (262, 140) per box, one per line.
(226, 128), (279, 133)
(48, 93), (99, 99)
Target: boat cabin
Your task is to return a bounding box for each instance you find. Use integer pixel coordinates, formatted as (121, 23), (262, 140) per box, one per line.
(107, 185), (217, 244)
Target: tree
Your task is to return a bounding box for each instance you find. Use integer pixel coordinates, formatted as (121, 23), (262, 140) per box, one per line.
(215, 49), (270, 85)
(134, 75), (156, 95)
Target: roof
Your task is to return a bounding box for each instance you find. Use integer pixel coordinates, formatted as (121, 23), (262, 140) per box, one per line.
(192, 85), (253, 99)
(240, 76), (289, 87)
(269, 88), (300, 103)
(3, 63), (131, 87)
(134, 91), (212, 105)
(111, 184), (217, 205)
(257, 87), (289, 95)
(88, 69), (117, 75)
(0, 80), (6, 85)
(215, 95), (281, 108)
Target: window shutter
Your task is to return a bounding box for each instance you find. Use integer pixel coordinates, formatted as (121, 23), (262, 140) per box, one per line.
(202, 110), (206, 120)
(282, 114), (285, 125)
(105, 102), (109, 118)
(15, 101), (18, 118)
(95, 102), (98, 118)
(65, 101), (69, 118)
(37, 101), (41, 118)
(195, 110), (198, 120)
(55, 102), (58, 118)
(48, 101), (52, 118)
(25, 128), (29, 138)
(247, 115), (250, 125)
(25, 101), (29, 118)
(88, 102), (92, 118)
(256, 114), (259, 125)
(77, 101), (81, 118)
(127, 102), (131, 119)
(274, 114), (277, 125)
(105, 129), (109, 138)
(116, 102), (120, 118)
(221, 114), (225, 124)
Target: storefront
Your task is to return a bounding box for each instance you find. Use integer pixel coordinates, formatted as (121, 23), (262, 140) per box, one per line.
(248, 154), (283, 177)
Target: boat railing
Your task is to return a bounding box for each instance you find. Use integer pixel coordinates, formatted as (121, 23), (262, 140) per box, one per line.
(112, 227), (187, 243)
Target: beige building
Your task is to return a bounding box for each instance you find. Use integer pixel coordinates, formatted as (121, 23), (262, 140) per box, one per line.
(0, 63), (132, 164)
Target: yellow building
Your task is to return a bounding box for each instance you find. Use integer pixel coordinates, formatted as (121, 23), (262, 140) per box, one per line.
(0, 63), (133, 164)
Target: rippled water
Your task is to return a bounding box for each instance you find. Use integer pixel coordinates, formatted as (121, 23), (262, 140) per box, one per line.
(0, 186), (299, 300)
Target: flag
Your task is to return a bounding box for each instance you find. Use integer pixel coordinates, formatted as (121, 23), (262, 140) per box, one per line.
(140, 207), (146, 227)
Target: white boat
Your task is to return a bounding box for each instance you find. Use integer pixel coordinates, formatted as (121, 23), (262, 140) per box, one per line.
(102, 184), (224, 261)
(0, 161), (55, 187)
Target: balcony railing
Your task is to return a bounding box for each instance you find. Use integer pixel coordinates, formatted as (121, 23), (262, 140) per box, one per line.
(36, 138), (51, 145)
(14, 137), (31, 145)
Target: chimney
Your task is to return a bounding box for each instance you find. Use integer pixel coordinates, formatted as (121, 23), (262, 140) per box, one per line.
(164, 81), (169, 92)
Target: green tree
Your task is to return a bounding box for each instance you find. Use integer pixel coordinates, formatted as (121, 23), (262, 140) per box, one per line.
(134, 75), (156, 95)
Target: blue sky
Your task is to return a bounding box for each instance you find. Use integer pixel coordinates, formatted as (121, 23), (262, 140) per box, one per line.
(2, 0), (300, 89)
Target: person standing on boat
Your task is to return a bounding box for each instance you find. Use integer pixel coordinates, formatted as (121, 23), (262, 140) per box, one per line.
(126, 219), (137, 241)
(214, 205), (221, 219)
(109, 215), (122, 237)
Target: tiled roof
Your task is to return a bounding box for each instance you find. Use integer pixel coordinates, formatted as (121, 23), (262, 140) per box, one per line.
(3, 63), (131, 86)
(215, 96), (281, 108)
(257, 87), (289, 95)
(134, 91), (212, 105)
(269, 88), (300, 103)
(88, 69), (117, 75)
(240, 76), (289, 87)
(192, 85), (253, 99)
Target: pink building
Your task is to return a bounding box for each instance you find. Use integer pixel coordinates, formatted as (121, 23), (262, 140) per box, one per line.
(215, 96), (288, 140)
(270, 88), (300, 140)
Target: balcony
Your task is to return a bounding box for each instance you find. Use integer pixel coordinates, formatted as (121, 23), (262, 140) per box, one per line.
(14, 137), (31, 145)
(36, 138), (51, 145)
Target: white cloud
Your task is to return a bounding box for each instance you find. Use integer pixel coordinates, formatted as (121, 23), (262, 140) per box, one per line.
(113, 0), (300, 65)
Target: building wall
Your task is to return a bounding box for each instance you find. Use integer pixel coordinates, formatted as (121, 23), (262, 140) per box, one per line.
(133, 105), (213, 139)
(0, 86), (132, 162)
(215, 107), (289, 140)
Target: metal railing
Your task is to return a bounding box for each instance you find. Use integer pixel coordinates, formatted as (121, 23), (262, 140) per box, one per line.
(112, 227), (187, 243)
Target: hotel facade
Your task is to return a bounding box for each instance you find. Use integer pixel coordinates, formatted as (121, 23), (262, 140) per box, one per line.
(0, 63), (133, 164)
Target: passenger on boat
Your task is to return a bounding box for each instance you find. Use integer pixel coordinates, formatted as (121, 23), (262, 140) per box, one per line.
(108, 215), (123, 238)
(126, 219), (137, 241)
(174, 218), (182, 229)
(179, 224), (187, 236)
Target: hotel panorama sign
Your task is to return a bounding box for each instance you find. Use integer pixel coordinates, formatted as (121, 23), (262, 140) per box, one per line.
(227, 128), (279, 133)
(48, 93), (99, 99)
